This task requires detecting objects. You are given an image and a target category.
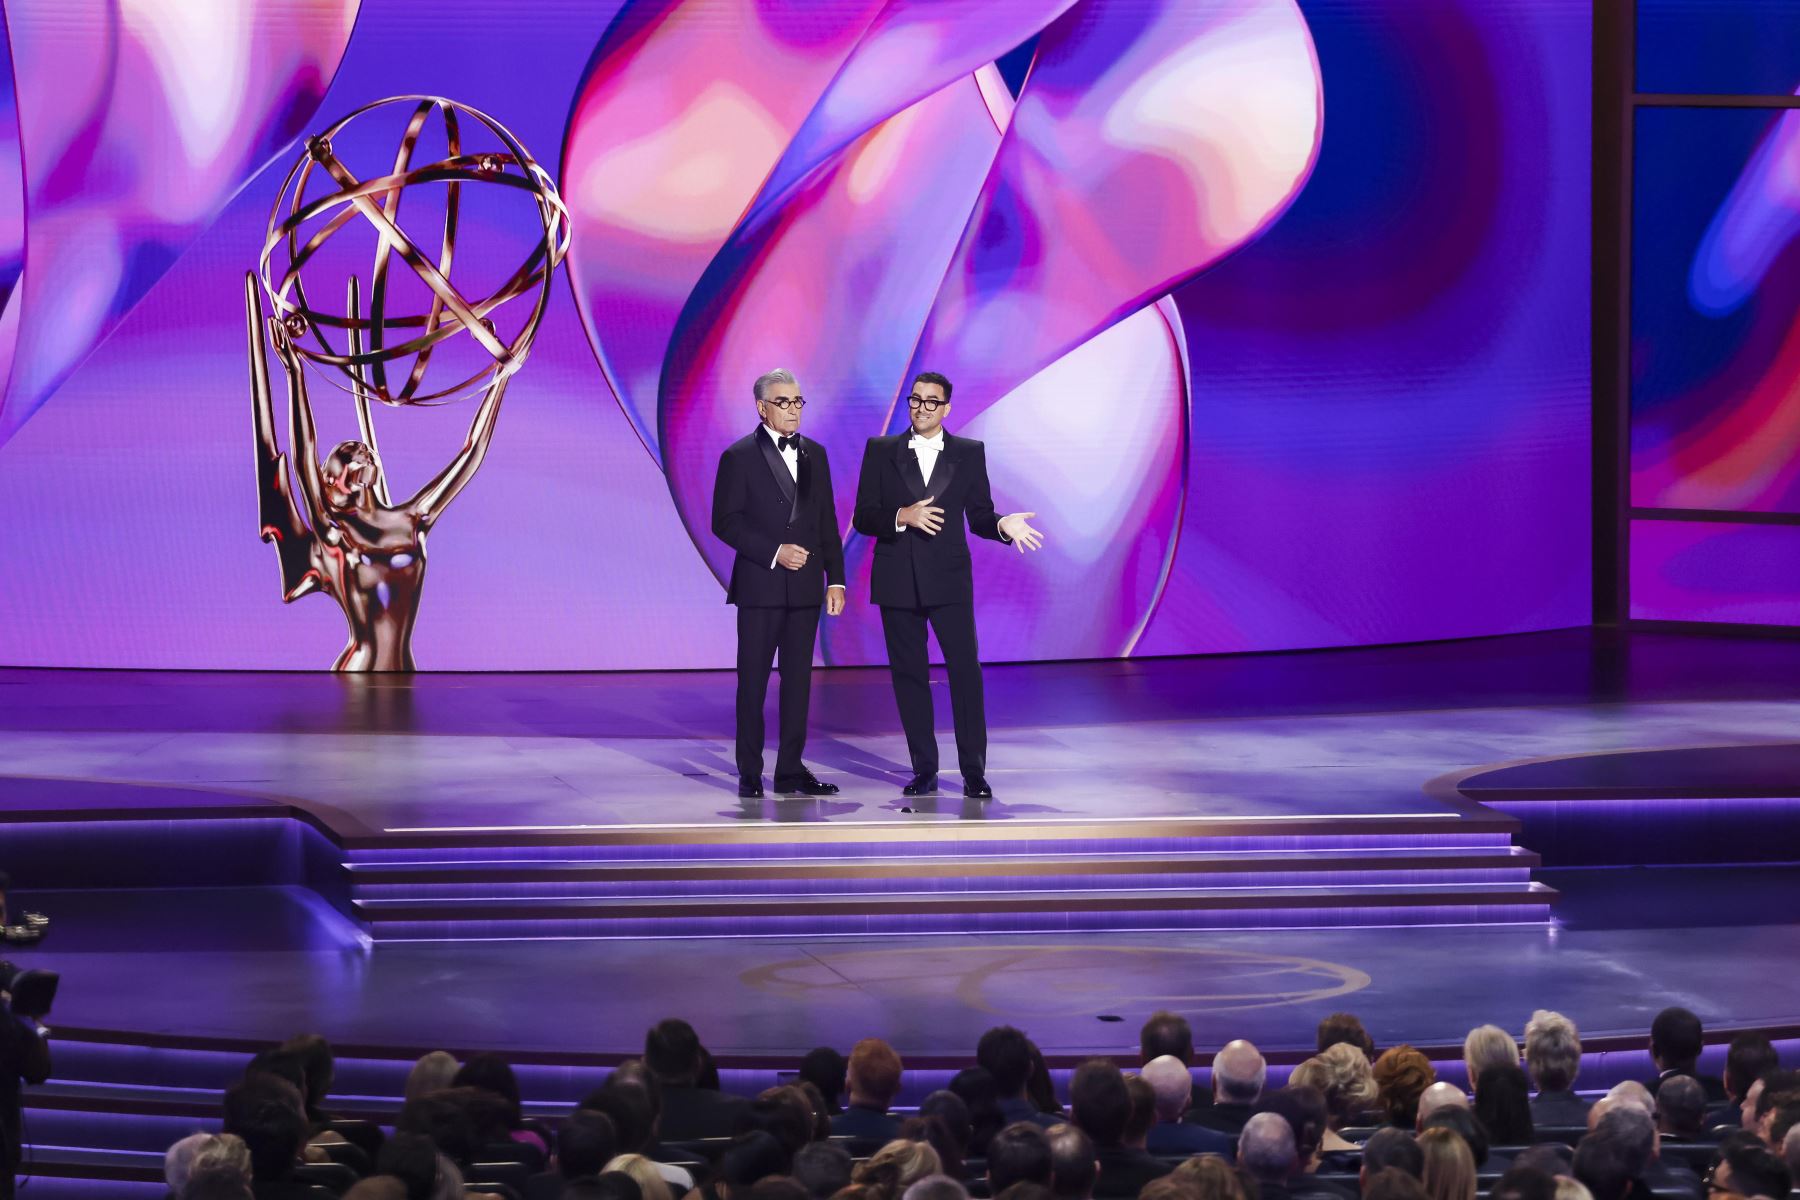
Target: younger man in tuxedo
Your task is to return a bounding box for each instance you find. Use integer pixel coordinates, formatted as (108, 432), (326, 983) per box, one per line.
(711, 369), (846, 798)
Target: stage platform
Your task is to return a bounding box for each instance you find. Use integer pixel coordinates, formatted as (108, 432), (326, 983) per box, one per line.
(6, 628), (1800, 1191)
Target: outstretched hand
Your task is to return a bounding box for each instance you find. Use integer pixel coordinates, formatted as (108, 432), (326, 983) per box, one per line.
(998, 512), (1043, 552)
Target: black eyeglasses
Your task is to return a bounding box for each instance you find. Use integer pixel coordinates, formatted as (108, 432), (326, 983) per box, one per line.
(907, 395), (947, 413)
(763, 396), (805, 411)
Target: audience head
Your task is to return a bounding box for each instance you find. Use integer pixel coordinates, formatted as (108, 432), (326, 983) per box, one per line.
(1514, 1145), (1574, 1178)
(1420, 1103), (1490, 1169)
(221, 1073), (308, 1182)
(740, 1086), (815, 1159)
(1318, 1012), (1379, 1061)
(1649, 1007), (1704, 1073)
(342, 1180), (409, 1200)
(1140, 1011), (1195, 1066)
(1416, 1082), (1469, 1130)
(899, 1114), (964, 1183)
(1375, 1046), (1438, 1127)
(853, 1139), (942, 1199)
(1045, 1123), (1098, 1200)
(1655, 1073), (1707, 1138)
(1464, 1026), (1520, 1092)
(794, 1141), (856, 1200)
(1068, 1059), (1132, 1148)
(405, 1051), (460, 1104)
(797, 1081), (834, 1141)
(1782, 1124), (1800, 1185)
(1239, 1110), (1301, 1183)
(1492, 1167), (1560, 1200)
(718, 1131), (794, 1190)
(584, 1079), (657, 1155)
(560, 1108), (621, 1179)
(1256, 1083), (1329, 1165)
(1365, 1168), (1432, 1200)
(1141, 1055), (1196, 1123)
(165, 1132), (216, 1194)
(1025, 1041), (1061, 1118)
(1725, 1035), (1780, 1105)
(1713, 1133), (1793, 1200)
(1766, 1093), (1800, 1153)
(801, 1047), (848, 1111)
(378, 1133), (466, 1200)
(1592, 1105), (1657, 1182)
(978, 1026), (1036, 1098)
(988, 1122), (1054, 1192)
(452, 1051), (524, 1127)
(1554, 1180), (1594, 1200)
(949, 1067), (1004, 1155)
(1474, 1064), (1536, 1145)
(1122, 1075), (1157, 1148)
(645, 1018), (705, 1085)
(1171, 1154), (1251, 1200)
(183, 1170), (255, 1200)
(277, 1033), (335, 1116)
(245, 1048), (309, 1100)
(1419, 1125), (1478, 1200)
(606, 1153), (676, 1200)
(750, 1180), (812, 1200)
(902, 1177), (969, 1200)
(569, 1176), (646, 1200)
(848, 1039), (905, 1110)
(919, 1089), (973, 1157)
(1362, 1126), (1427, 1182)
(1292, 1043), (1380, 1131)
(1748, 1070), (1800, 1134)
(1524, 1012), (1583, 1095)
(1212, 1039), (1267, 1106)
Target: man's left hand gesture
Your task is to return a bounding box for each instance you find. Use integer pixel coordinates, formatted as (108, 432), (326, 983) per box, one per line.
(826, 589), (846, 616)
(998, 512), (1044, 553)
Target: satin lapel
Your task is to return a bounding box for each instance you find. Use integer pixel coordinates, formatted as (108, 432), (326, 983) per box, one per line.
(930, 436), (961, 501)
(895, 435), (928, 503)
(756, 428), (797, 508)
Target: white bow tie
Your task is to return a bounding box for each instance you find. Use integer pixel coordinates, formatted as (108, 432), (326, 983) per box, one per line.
(909, 434), (943, 451)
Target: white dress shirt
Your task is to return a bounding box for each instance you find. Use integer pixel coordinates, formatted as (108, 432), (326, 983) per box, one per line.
(896, 430), (946, 532)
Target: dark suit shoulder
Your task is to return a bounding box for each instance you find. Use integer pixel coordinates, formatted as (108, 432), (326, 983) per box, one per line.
(945, 432), (985, 453)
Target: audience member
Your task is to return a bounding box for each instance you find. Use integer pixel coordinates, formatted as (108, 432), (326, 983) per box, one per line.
(404, 1052), (459, 1104)
(1524, 1013), (1589, 1129)
(569, 1175), (644, 1200)
(455, 1051), (549, 1155)
(1656, 1076), (1708, 1141)
(918, 1091), (973, 1171)
(793, 1141), (856, 1200)
(741, 1087), (816, 1161)
(1475, 1066), (1536, 1146)
(607, 1152), (678, 1200)
(949, 1068), (1006, 1157)
(1028, 1042), (1065, 1120)
(1649, 1010), (1724, 1105)
(1764, 1094), (1800, 1154)
(1239, 1110), (1304, 1200)
(1123, 1077), (1157, 1152)
(1780, 1124), (1800, 1187)
(1418, 1126), (1476, 1200)
(981, 1028), (1060, 1129)
(1190, 1042), (1265, 1138)
(996, 1185), (1058, 1200)
(1416, 1085), (1469, 1131)
(647, 1019), (751, 1140)
(221, 1073), (312, 1199)
(1363, 1169), (1430, 1200)
(1361, 1128), (1426, 1188)
(1491, 1166), (1559, 1200)
(1710, 1133), (1792, 1200)
(1141, 1056), (1234, 1158)
(1553, 1179), (1594, 1200)
(1723, 1037), (1779, 1121)
(989, 1123), (1055, 1193)
(526, 1109), (618, 1200)
(1465, 1028), (1520, 1094)
(584, 1071), (695, 1193)
(1170, 1155), (1251, 1200)
(902, 1175), (970, 1200)
(167, 1132), (218, 1196)
(1419, 1105), (1494, 1172)
(899, 1114), (965, 1183)
(834, 1041), (906, 1142)
(184, 1170), (256, 1200)
(1046, 1123), (1099, 1200)
(1318, 1015), (1379, 1063)
(1255, 1085), (1329, 1171)
(1513, 1145), (1574, 1179)
(802, 1048), (849, 1115)
(1070, 1060), (1170, 1199)
(852, 1139), (942, 1200)
(1293, 1044), (1380, 1157)
(1141, 1012), (1204, 1113)
(1374, 1048), (1437, 1130)
(797, 1082), (835, 1142)
(342, 1180), (407, 1200)
(1744, 1071), (1800, 1135)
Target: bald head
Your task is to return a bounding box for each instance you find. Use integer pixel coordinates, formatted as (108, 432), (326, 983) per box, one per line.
(1590, 1083), (1655, 1132)
(1213, 1040), (1267, 1105)
(1240, 1111), (1299, 1182)
(1416, 1083), (1468, 1129)
(1141, 1057), (1193, 1123)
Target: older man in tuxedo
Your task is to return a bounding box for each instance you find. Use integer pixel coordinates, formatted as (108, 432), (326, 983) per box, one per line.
(852, 371), (1042, 800)
(712, 368), (846, 799)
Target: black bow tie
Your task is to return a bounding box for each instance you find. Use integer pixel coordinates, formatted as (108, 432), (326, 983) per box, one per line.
(778, 435), (800, 452)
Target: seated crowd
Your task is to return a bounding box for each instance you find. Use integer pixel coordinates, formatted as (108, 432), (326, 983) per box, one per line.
(155, 1008), (1800, 1200)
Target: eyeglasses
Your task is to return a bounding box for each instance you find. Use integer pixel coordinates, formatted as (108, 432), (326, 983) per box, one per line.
(907, 395), (947, 413)
(762, 396), (805, 411)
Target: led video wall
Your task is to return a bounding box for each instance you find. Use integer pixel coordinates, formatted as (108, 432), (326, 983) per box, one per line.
(0, 0), (1591, 670)
(1628, 0), (1800, 626)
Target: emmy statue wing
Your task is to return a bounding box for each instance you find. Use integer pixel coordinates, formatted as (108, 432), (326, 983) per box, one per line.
(245, 274), (321, 601)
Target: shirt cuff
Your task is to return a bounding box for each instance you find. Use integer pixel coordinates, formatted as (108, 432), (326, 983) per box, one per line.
(827, 584), (845, 590)
(770, 549), (781, 568)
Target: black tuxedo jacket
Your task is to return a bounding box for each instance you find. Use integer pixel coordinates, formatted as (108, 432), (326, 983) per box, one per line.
(712, 428), (845, 607)
(852, 431), (1006, 608)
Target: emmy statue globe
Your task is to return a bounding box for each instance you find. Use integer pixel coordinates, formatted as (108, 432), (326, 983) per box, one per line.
(246, 96), (569, 671)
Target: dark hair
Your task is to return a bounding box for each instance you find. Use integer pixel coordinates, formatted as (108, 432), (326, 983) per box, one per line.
(221, 1074), (308, 1182)
(1574, 1137), (1634, 1200)
(996, 1184), (1055, 1200)
(979, 1027), (1036, 1096)
(1473, 1066), (1534, 1145)
(1318, 1014), (1377, 1060)
(1362, 1127), (1425, 1179)
(1717, 1136), (1792, 1200)
(183, 1169), (255, 1200)
(646, 1018), (703, 1083)
(737, 1088), (812, 1160)
(453, 1052), (523, 1127)
(1068, 1060), (1131, 1148)
(396, 1087), (489, 1165)
(1512, 1145), (1573, 1178)
(377, 1132), (445, 1200)
(1725, 1034), (1780, 1103)
(245, 1049), (309, 1098)
(900, 1114), (966, 1183)
(582, 1080), (656, 1154)
(801, 1047), (848, 1110)
(560, 1108), (620, 1179)
(913, 372), (953, 402)
(721, 1130), (791, 1189)
(1257, 1085), (1328, 1161)
(1650, 1008), (1704, 1069)
(570, 1175), (647, 1200)
(988, 1122), (1054, 1191)
(1756, 1070), (1800, 1118)
(748, 1178), (814, 1200)
(1140, 1012), (1194, 1066)
(1491, 1167), (1558, 1200)
(792, 1141), (855, 1199)
(1419, 1104), (1490, 1169)
(1123, 1076), (1157, 1146)
(919, 1090), (973, 1154)
(1026, 1042), (1062, 1118)
(1046, 1123), (1098, 1200)
(277, 1034), (335, 1118)
(1655, 1074), (1707, 1137)
(1363, 1167), (1430, 1200)
(949, 1067), (1005, 1156)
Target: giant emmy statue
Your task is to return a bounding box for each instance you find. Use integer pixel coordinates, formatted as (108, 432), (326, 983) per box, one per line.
(246, 97), (569, 671)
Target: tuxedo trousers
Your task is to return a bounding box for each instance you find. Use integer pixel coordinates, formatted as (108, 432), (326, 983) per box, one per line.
(735, 604), (822, 780)
(879, 601), (986, 778)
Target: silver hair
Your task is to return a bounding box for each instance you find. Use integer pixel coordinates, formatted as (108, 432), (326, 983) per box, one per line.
(1524, 1010), (1582, 1092)
(753, 367), (799, 402)
(1239, 1111), (1299, 1181)
(1464, 1024), (1520, 1088)
(164, 1132), (213, 1192)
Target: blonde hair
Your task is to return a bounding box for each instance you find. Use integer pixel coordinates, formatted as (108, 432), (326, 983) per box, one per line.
(1172, 1153), (1250, 1200)
(404, 1050), (459, 1103)
(1419, 1127), (1476, 1200)
(1291, 1043), (1379, 1127)
(606, 1154), (676, 1200)
(852, 1140), (943, 1199)
(1555, 1179), (1595, 1200)
(189, 1133), (252, 1182)
(1524, 1011), (1582, 1092)
(1463, 1025), (1520, 1091)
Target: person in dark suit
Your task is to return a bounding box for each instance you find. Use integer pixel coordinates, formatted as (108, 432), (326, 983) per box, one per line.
(1066, 1060), (1169, 1200)
(644, 1019), (750, 1141)
(829, 1039), (905, 1143)
(712, 369), (847, 799)
(1649, 1009), (1726, 1106)
(851, 371), (1042, 800)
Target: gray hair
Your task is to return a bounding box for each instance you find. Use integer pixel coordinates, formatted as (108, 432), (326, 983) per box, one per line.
(1783, 1123), (1800, 1181)
(1141, 1055), (1194, 1122)
(753, 368), (799, 402)
(164, 1132), (213, 1192)
(903, 1175), (971, 1200)
(191, 1133), (252, 1182)
(1239, 1111), (1299, 1181)
(1593, 1105), (1657, 1178)
(1464, 1025), (1520, 1090)
(1524, 1010), (1582, 1092)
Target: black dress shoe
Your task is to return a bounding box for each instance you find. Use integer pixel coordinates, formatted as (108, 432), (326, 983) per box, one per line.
(774, 771), (839, 796)
(902, 774), (938, 796)
(963, 777), (994, 800)
(738, 777), (764, 798)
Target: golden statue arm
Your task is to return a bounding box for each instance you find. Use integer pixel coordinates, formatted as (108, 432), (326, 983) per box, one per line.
(246, 273), (321, 601)
(407, 371), (508, 527)
(345, 276), (393, 506)
(275, 310), (333, 535)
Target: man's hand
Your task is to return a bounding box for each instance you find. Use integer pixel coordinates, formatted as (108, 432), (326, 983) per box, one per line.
(826, 588), (846, 617)
(898, 496), (944, 535)
(998, 512), (1044, 552)
(776, 544), (810, 570)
